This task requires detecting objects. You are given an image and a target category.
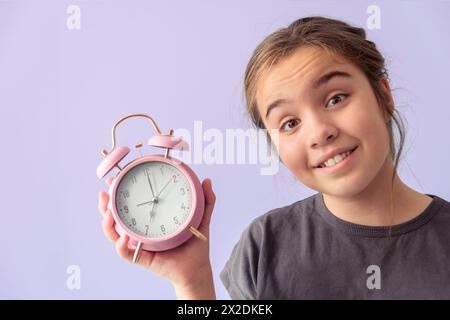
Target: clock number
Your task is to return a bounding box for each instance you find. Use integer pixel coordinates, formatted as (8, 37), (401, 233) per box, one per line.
(172, 174), (178, 183)
(132, 176), (137, 184)
(181, 203), (186, 210)
(160, 166), (164, 175)
(124, 205), (129, 213)
(145, 225), (149, 236)
(180, 187), (185, 196)
(173, 216), (180, 225)
(160, 225), (166, 234)
(132, 218), (136, 226)
(122, 190), (130, 199)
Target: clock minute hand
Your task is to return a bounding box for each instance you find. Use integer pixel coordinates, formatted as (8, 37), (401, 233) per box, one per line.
(146, 171), (155, 197)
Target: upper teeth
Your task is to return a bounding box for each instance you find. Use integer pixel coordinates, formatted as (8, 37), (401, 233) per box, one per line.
(319, 149), (353, 168)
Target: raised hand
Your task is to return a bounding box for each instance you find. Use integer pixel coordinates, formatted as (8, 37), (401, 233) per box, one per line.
(98, 177), (217, 299)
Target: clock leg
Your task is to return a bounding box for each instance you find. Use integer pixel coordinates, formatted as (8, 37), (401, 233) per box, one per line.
(189, 226), (207, 241)
(132, 241), (143, 264)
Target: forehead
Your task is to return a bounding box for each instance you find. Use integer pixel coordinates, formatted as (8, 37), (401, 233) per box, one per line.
(256, 46), (354, 108)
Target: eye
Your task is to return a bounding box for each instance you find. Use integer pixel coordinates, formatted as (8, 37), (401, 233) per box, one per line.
(280, 119), (300, 132)
(327, 93), (349, 107)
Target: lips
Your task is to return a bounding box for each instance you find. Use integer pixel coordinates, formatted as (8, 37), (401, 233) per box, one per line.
(314, 146), (358, 169)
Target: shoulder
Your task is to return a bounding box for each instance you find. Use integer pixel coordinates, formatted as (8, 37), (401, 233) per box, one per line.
(219, 193), (319, 299)
(245, 193), (318, 241)
(429, 194), (450, 226)
(435, 194), (450, 214)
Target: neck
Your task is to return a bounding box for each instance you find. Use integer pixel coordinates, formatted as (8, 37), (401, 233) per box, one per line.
(322, 158), (432, 227)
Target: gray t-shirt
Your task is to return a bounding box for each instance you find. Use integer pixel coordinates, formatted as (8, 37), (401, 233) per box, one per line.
(220, 193), (450, 299)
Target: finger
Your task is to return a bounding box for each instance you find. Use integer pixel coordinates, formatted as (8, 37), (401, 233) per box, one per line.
(106, 177), (114, 186)
(199, 178), (216, 230)
(98, 191), (109, 215)
(135, 249), (155, 269)
(115, 234), (133, 263)
(102, 210), (120, 243)
(115, 237), (155, 268)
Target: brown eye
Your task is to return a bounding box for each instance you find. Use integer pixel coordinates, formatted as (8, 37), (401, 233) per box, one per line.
(280, 119), (300, 132)
(327, 94), (348, 107)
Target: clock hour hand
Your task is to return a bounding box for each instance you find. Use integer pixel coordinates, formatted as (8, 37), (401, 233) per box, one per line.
(136, 200), (154, 207)
(137, 195), (158, 207)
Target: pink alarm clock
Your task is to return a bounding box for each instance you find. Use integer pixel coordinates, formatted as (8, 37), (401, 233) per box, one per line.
(96, 114), (206, 263)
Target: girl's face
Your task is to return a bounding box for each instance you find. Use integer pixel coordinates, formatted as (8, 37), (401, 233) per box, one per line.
(256, 46), (392, 198)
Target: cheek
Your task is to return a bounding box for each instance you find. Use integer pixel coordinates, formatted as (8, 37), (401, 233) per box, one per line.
(278, 137), (308, 173)
(279, 143), (316, 189)
(352, 107), (390, 155)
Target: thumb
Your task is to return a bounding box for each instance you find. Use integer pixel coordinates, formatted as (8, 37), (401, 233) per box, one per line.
(199, 178), (216, 230)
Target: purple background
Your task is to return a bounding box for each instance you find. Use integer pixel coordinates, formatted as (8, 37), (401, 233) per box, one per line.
(1, 0), (449, 299)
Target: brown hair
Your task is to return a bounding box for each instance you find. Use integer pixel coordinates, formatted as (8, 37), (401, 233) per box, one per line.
(244, 16), (406, 232)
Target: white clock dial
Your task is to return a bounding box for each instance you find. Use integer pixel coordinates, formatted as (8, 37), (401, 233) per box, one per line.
(115, 161), (193, 238)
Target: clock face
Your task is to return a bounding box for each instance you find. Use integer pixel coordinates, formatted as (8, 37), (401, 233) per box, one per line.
(115, 161), (193, 238)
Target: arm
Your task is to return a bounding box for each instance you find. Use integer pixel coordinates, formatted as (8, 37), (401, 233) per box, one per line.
(174, 265), (216, 299)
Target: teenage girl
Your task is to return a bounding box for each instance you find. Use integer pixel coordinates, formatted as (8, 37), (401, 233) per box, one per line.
(98, 16), (450, 299)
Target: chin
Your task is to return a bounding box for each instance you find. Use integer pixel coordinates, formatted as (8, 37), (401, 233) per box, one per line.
(328, 176), (377, 198)
(321, 187), (363, 198)
(309, 176), (369, 198)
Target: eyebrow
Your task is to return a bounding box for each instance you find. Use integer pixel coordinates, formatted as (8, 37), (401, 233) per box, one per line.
(264, 70), (352, 120)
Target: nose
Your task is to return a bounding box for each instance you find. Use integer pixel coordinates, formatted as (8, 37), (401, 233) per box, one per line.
(307, 117), (338, 148)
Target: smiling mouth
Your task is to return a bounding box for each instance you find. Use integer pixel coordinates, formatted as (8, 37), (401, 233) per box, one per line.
(314, 146), (358, 169)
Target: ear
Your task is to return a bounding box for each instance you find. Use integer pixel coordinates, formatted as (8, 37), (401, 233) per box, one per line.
(380, 78), (394, 123)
